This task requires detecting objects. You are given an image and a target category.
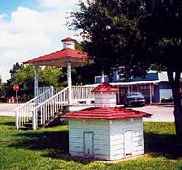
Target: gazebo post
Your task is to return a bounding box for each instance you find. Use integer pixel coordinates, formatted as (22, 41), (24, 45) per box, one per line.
(149, 83), (153, 104)
(101, 71), (105, 83)
(67, 62), (72, 105)
(34, 66), (39, 98)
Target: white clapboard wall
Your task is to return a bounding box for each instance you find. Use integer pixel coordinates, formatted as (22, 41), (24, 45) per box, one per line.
(109, 118), (144, 160)
(69, 118), (144, 160)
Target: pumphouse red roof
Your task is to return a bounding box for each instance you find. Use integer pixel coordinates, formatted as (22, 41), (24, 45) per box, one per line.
(24, 48), (88, 66)
(92, 82), (118, 93)
(64, 107), (151, 120)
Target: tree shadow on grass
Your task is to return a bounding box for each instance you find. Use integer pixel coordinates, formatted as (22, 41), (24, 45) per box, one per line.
(144, 132), (182, 159)
(8, 128), (94, 164)
(10, 130), (69, 151)
(0, 121), (16, 127)
(8, 126), (182, 162)
(0, 118), (15, 126)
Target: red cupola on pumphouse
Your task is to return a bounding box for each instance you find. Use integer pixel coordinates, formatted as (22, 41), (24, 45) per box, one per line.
(92, 82), (118, 107)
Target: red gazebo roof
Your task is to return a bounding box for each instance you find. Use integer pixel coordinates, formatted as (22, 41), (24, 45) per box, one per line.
(62, 37), (77, 42)
(92, 82), (118, 93)
(64, 107), (151, 120)
(24, 48), (88, 67)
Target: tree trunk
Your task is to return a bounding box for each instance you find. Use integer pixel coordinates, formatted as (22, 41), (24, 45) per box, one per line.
(167, 70), (182, 140)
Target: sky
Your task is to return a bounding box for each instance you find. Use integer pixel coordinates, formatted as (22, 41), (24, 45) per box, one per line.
(0, 0), (82, 82)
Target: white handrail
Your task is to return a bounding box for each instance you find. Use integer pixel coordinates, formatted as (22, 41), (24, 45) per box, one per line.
(35, 87), (69, 108)
(16, 86), (54, 129)
(32, 87), (69, 130)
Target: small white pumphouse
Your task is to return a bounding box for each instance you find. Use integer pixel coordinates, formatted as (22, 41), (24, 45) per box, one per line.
(65, 82), (150, 160)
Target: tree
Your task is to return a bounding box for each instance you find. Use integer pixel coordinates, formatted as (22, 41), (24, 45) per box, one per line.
(6, 63), (64, 100)
(72, 64), (102, 84)
(138, 0), (182, 139)
(14, 65), (37, 98)
(40, 66), (63, 88)
(6, 63), (23, 98)
(15, 65), (35, 84)
(0, 76), (3, 98)
(71, 0), (149, 75)
(71, 0), (182, 139)
(8, 63), (22, 85)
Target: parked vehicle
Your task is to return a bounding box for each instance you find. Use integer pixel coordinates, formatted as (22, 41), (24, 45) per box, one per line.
(161, 97), (173, 103)
(124, 92), (145, 107)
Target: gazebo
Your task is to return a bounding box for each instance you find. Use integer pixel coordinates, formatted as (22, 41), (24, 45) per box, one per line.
(24, 37), (89, 105)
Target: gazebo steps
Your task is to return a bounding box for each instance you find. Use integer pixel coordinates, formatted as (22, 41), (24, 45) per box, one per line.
(16, 85), (96, 130)
(18, 111), (64, 129)
(17, 104), (96, 130)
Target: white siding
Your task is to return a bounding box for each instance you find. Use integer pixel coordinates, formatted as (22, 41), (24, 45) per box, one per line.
(69, 118), (144, 161)
(69, 120), (110, 160)
(109, 118), (144, 160)
(95, 93), (117, 107)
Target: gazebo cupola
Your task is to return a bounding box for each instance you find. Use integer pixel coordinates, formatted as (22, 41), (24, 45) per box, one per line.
(62, 37), (76, 50)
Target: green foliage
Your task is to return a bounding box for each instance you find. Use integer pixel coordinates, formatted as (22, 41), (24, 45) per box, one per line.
(14, 65), (35, 84)
(72, 64), (102, 85)
(5, 63), (65, 98)
(71, 0), (182, 74)
(70, 0), (151, 77)
(0, 116), (181, 170)
(138, 0), (182, 72)
(75, 41), (85, 51)
(14, 65), (63, 88)
(40, 67), (63, 88)
(9, 63), (22, 80)
(7, 63), (22, 87)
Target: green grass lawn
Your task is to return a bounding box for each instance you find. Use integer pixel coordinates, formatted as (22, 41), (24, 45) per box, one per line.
(0, 117), (182, 170)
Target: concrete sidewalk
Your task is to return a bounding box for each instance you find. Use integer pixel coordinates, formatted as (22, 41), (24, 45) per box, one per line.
(132, 105), (174, 122)
(0, 103), (23, 116)
(0, 104), (175, 122)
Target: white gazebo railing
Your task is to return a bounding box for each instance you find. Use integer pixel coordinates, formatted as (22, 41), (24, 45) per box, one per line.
(15, 86), (54, 129)
(38, 86), (54, 96)
(72, 85), (95, 104)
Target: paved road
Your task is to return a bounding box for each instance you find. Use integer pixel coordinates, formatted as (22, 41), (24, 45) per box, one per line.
(0, 104), (21, 116)
(132, 105), (174, 122)
(0, 104), (175, 122)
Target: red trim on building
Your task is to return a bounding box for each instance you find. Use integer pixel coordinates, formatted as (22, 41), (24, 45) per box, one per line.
(64, 107), (151, 120)
(24, 48), (88, 64)
(92, 82), (118, 93)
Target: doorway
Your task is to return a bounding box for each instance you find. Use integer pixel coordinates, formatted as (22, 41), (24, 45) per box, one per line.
(124, 130), (133, 157)
(83, 132), (94, 157)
